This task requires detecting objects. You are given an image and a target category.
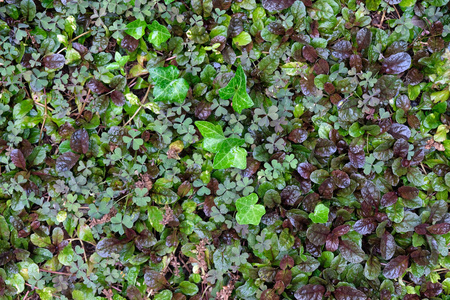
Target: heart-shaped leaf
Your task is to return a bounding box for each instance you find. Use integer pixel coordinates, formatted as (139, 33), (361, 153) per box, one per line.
(236, 193), (266, 225)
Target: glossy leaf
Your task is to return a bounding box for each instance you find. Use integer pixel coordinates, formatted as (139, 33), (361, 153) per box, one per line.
(219, 66), (254, 114)
(147, 20), (171, 47)
(235, 193), (266, 225)
(382, 255), (408, 279)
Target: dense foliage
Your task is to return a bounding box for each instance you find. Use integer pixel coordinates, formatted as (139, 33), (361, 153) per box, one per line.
(0, 0), (450, 299)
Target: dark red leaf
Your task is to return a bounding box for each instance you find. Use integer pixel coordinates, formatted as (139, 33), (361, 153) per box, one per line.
(380, 231), (396, 260)
(243, 157), (260, 177)
(267, 22), (286, 35)
(353, 217), (377, 235)
(382, 255), (409, 279)
(314, 138), (337, 157)
(349, 149), (365, 168)
(294, 284), (325, 300)
(314, 59), (329, 75)
(303, 45), (318, 63)
(110, 90), (126, 106)
(300, 73), (319, 97)
(356, 28), (372, 51)
(404, 68), (423, 85)
(410, 249), (430, 266)
(424, 282), (442, 298)
(280, 185), (302, 206)
(398, 186), (419, 200)
(11, 149), (27, 170)
(427, 37), (444, 53)
(393, 138), (409, 158)
(55, 152), (80, 173)
(388, 123), (411, 140)
(334, 286), (366, 300)
(121, 34), (139, 52)
(261, 289), (280, 300)
(380, 289), (391, 300)
(325, 233), (339, 252)
(339, 240), (366, 263)
(302, 192), (320, 212)
(195, 102), (212, 120)
(144, 270), (168, 291)
(203, 195), (215, 217)
(86, 79), (111, 94)
(42, 54), (65, 69)
(381, 192), (398, 207)
(396, 95), (411, 112)
(306, 224), (330, 246)
(332, 225), (351, 236)
(227, 17), (243, 38)
(212, 0), (232, 10)
(415, 224), (428, 235)
(70, 129), (89, 154)
(410, 149), (424, 166)
(262, 0), (296, 12)
(72, 42), (88, 57)
(361, 181), (380, 207)
(280, 255), (295, 270)
(297, 162), (317, 179)
(403, 295), (420, 300)
(318, 178), (334, 199)
(381, 52), (411, 74)
(211, 35), (226, 51)
(350, 54), (363, 72)
(427, 223), (450, 235)
(126, 286), (143, 300)
(288, 128), (308, 143)
(332, 40), (352, 60)
(331, 170), (350, 188)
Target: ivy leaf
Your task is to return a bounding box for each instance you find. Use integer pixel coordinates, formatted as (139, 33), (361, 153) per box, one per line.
(213, 138), (246, 170)
(195, 121), (225, 152)
(308, 203), (329, 223)
(125, 19), (147, 40)
(219, 66), (254, 114)
(153, 78), (189, 103)
(149, 66), (188, 103)
(236, 193), (266, 225)
(147, 20), (171, 47)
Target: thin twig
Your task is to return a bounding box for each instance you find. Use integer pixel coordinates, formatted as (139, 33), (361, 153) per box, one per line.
(123, 85), (151, 127)
(39, 94), (48, 144)
(377, 11), (386, 29)
(165, 55), (177, 61)
(71, 30), (93, 43)
(39, 269), (73, 276)
(34, 101), (54, 112)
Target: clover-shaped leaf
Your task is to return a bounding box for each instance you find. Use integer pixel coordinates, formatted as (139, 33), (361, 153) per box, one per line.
(236, 193), (266, 225)
(219, 66), (254, 114)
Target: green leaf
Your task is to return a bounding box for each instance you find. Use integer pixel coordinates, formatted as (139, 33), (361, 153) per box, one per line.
(30, 233), (51, 247)
(148, 206), (164, 232)
(153, 78), (189, 103)
(219, 66), (254, 114)
(147, 20), (171, 47)
(125, 19), (148, 40)
(151, 186), (179, 205)
(309, 203), (329, 223)
(195, 121), (225, 152)
(13, 99), (33, 119)
(58, 243), (75, 265)
(179, 281), (199, 296)
(77, 224), (95, 244)
(233, 31), (252, 46)
(20, 0), (36, 21)
(149, 66), (189, 103)
(236, 193), (266, 225)
(148, 65), (179, 86)
(213, 138), (247, 169)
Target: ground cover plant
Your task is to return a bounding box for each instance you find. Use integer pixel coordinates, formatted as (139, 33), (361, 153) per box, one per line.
(0, 0), (450, 299)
